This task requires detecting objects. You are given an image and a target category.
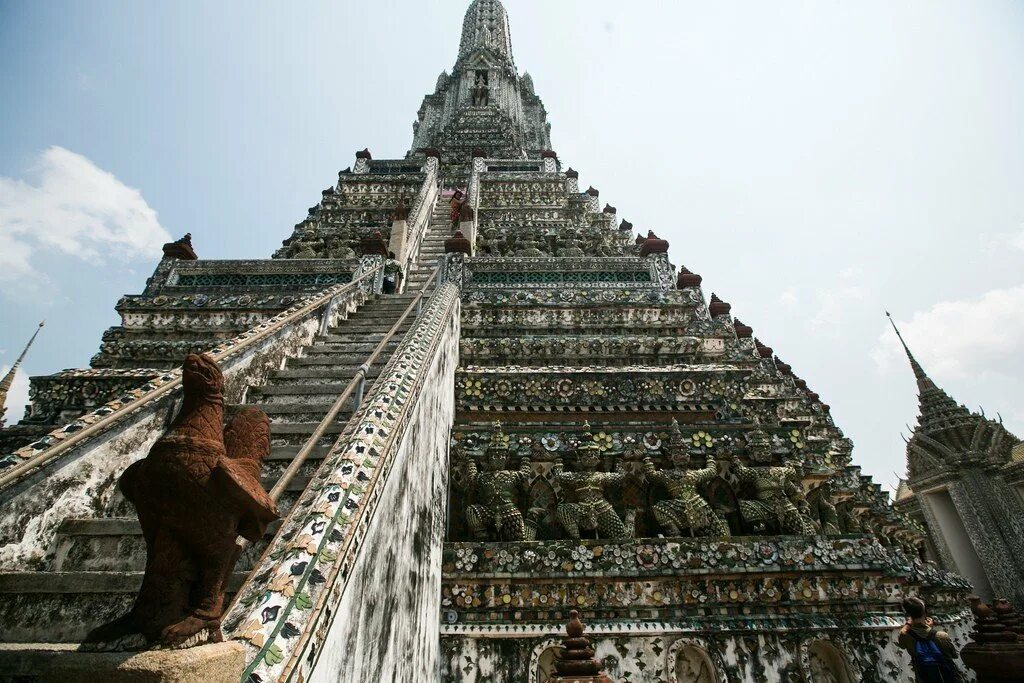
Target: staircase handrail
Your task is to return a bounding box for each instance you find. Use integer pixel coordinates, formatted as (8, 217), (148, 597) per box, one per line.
(0, 261), (386, 492)
(226, 264), (455, 681)
(268, 265), (440, 502)
(401, 161), (439, 277)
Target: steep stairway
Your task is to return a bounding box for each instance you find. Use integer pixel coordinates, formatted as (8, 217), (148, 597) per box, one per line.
(0, 292), (421, 648)
(405, 191), (456, 291)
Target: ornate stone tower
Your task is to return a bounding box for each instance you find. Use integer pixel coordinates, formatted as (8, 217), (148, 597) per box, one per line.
(0, 3), (975, 682)
(409, 0), (551, 161)
(0, 321), (43, 428)
(889, 314), (1024, 606)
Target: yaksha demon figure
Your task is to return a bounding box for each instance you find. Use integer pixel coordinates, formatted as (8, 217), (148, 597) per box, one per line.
(85, 353), (277, 649)
(642, 419), (730, 537)
(554, 423), (634, 539)
(806, 480), (842, 535)
(464, 422), (532, 542)
(730, 429), (816, 535)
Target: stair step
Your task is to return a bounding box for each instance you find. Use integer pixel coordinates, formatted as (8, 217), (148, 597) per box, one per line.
(269, 366), (384, 381)
(52, 517), (292, 573)
(0, 572), (248, 643)
(350, 306), (413, 315)
(302, 340), (402, 356)
(268, 443), (333, 460)
(243, 402), (353, 418)
(271, 420), (349, 434)
(289, 354), (381, 367)
(257, 387), (362, 401)
(323, 322), (413, 334)
(315, 332), (407, 344)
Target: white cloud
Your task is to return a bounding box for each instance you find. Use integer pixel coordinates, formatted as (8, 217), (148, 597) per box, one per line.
(0, 365), (31, 425)
(873, 285), (1024, 380)
(0, 146), (170, 298)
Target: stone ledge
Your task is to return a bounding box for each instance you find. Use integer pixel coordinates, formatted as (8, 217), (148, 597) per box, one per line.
(0, 571), (247, 594)
(36, 641), (245, 683)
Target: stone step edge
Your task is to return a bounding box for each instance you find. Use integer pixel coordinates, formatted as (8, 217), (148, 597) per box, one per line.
(56, 517), (286, 539)
(0, 571), (248, 594)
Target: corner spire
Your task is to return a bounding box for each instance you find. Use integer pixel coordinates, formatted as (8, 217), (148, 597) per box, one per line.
(886, 311), (934, 390)
(0, 320), (44, 426)
(886, 311), (970, 432)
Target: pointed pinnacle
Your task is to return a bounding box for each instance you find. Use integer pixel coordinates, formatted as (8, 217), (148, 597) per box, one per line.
(885, 311), (931, 386)
(1, 320), (45, 393)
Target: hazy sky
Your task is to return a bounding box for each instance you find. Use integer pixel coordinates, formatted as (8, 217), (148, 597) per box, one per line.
(1, 1), (1022, 491)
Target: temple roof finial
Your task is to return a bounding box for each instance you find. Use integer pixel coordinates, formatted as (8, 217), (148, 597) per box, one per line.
(886, 311), (973, 435)
(0, 320), (45, 426)
(886, 311), (932, 388)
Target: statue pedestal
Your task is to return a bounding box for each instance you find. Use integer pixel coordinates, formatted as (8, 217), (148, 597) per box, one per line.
(41, 642), (245, 683)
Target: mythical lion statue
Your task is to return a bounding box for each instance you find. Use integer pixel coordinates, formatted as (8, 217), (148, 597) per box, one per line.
(85, 353), (278, 649)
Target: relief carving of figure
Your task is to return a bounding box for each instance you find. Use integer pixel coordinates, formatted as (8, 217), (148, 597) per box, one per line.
(554, 423), (634, 539)
(836, 499), (865, 534)
(471, 70), (490, 106)
(642, 419), (730, 537)
(675, 645), (718, 683)
(730, 429), (816, 535)
(807, 480), (842, 535)
(85, 353), (278, 648)
(463, 422), (532, 542)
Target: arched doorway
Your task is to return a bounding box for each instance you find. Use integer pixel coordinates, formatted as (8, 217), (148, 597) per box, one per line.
(805, 640), (853, 683)
(667, 639), (725, 683)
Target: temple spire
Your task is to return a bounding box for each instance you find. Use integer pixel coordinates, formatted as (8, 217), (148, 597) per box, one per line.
(886, 311), (969, 431)
(885, 311), (932, 390)
(457, 0), (515, 69)
(0, 320), (44, 426)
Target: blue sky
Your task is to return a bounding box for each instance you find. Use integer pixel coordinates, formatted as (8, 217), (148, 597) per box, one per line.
(2, 0), (1023, 491)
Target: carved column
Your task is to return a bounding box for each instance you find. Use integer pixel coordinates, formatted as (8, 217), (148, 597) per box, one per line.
(387, 204), (409, 264)
(948, 471), (1024, 605)
(356, 255), (385, 294)
(353, 148), (372, 174)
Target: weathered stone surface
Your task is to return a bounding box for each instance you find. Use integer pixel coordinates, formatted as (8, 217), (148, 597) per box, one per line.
(40, 641), (245, 682)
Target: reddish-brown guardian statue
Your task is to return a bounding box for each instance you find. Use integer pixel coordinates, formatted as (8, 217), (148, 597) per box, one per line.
(85, 353), (277, 648)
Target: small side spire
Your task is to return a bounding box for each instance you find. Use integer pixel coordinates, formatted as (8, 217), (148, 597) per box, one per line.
(886, 311), (971, 433)
(0, 320), (45, 426)
(885, 311), (930, 386)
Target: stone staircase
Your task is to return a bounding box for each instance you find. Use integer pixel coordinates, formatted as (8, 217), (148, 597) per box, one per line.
(0, 292), (424, 650)
(405, 192), (455, 291)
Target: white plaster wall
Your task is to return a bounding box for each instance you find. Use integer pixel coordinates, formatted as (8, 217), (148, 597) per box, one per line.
(441, 620), (978, 683)
(310, 304), (459, 683)
(925, 489), (994, 600)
